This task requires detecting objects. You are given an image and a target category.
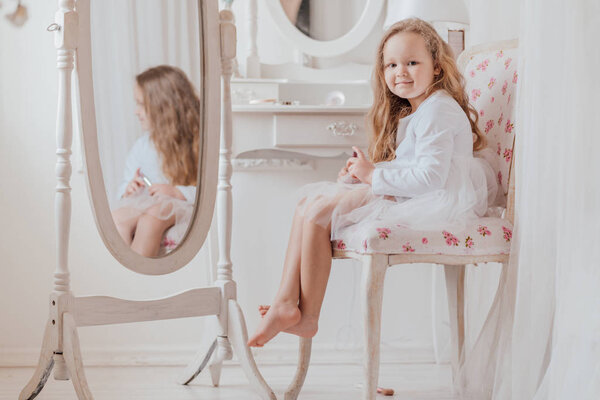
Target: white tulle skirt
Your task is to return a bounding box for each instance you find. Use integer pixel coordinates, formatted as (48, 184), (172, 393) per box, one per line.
(112, 188), (193, 244)
(296, 155), (497, 241)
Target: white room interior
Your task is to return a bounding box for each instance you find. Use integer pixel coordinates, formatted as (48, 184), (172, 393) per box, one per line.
(1, 0), (598, 399)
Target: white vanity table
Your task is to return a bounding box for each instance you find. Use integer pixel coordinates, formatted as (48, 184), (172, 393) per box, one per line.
(231, 98), (370, 159)
(228, 0), (383, 164)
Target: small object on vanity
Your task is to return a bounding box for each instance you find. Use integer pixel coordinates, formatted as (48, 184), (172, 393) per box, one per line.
(325, 90), (346, 106)
(279, 100), (300, 106)
(249, 98), (277, 105)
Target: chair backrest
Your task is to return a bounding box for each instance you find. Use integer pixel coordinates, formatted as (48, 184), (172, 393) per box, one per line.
(458, 39), (518, 217)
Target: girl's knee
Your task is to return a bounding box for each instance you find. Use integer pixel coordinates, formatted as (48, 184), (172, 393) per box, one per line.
(137, 213), (174, 234)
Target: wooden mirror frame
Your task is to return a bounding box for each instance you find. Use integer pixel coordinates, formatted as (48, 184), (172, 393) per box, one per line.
(263, 0), (385, 58)
(76, 0), (221, 275)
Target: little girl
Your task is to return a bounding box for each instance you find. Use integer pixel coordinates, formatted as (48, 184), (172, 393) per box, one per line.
(111, 65), (200, 257)
(247, 18), (493, 347)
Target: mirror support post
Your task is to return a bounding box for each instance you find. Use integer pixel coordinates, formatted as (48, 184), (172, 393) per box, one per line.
(51, 0), (78, 381)
(19, 1), (93, 398)
(210, 9), (276, 399)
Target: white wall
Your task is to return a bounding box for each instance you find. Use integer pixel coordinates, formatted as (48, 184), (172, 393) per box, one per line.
(0, 0), (520, 369)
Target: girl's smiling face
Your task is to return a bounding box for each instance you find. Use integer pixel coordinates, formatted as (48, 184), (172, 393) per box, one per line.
(134, 83), (151, 131)
(383, 32), (440, 110)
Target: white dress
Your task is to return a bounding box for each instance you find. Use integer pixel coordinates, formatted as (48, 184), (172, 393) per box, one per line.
(296, 90), (496, 240)
(113, 134), (196, 245)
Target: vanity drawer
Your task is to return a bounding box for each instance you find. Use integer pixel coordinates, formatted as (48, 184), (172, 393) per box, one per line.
(274, 113), (368, 148)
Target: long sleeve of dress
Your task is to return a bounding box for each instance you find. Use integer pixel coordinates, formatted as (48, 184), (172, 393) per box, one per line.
(371, 104), (458, 198)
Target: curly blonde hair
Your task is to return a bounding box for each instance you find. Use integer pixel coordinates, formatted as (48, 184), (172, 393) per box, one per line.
(368, 18), (484, 163)
(136, 65), (200, 186)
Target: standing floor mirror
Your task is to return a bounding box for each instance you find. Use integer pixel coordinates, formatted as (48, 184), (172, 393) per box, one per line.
(19, 0), (275, 399)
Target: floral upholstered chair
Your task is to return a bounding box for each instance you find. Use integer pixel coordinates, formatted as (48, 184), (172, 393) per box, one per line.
(283, 39), (519, 400)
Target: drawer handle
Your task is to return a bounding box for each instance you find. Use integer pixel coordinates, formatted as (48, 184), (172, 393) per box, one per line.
(327, 121), (358, 137)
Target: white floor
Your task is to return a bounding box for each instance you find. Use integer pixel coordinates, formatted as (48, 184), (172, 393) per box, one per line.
(1, 362), (457, 400)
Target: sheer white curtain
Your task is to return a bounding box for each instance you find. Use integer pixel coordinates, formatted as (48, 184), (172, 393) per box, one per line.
(89, 0), (200, 203)
(458, 1), (600, 399)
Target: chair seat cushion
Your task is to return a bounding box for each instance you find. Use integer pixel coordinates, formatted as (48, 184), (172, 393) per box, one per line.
(332, 217), (513, 256)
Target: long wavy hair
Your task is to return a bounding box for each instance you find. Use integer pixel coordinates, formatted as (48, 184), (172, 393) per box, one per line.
(136, 65), (200, 186)
(368, 18), (484, 163)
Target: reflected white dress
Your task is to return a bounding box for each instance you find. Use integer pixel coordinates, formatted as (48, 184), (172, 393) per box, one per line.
(113, 134), (196, 245)
(297, 90), (497, 240)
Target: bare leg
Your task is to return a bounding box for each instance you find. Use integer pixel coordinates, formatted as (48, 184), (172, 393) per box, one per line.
(247, 207), (306, 347)
(250, 188), (371, 344)
(112, 207), (139, 245)
(130, 203), (176, 257)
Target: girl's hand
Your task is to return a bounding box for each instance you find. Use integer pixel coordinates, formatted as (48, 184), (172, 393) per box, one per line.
(347, 146), (375, 184)
(123, 168), (146, 197)
(148, 184), (186, 201)
(337, 166), (350, 180)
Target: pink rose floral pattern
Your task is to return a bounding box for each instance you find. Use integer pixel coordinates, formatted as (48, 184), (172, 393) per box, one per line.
(443, 231), (459, 246)
(471, 89), (481, 101)
(161, 237), (178, 250)
(476, 59), (490, 71)
(465, 236), (474, 248)
(377, 227), (391, 239)
(477, 225), (492, 237)
(503, 148), (513, 163)
(485, 119), (494, 134)
(502, 226), (512, 242)
(402, 242), (415, 253)
(348, 219), (512, 255)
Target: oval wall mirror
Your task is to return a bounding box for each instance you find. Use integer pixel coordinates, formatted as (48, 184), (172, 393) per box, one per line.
(279, 0), (367, 41)
(265, 0), (385, 58)
(76, 0), (221, 275)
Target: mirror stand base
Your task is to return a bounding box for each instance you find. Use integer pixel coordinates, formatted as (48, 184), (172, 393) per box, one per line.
(179, 300), (277, 400)
(19, 314), (93, 400)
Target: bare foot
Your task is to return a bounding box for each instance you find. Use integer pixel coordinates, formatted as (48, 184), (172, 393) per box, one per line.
(257, 305), (318, 338)
(247, 302), (301, 347)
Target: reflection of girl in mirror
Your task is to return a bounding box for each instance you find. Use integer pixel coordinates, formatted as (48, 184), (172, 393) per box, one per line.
(111, 65), (199, 257)
(248, 19), (496, 347)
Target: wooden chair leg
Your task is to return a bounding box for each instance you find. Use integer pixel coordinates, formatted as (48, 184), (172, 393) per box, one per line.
(361, 254), (388, 400)
(444, 264), (466, 383)
(284, 337), (312, 400)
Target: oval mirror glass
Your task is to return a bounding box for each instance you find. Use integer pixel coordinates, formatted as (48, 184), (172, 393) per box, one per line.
(77, 0), (221, 274)
(280, 0), (367, 41)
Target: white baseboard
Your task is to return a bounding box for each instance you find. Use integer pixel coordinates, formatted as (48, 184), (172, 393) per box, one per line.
(0, 342), (438, 368)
